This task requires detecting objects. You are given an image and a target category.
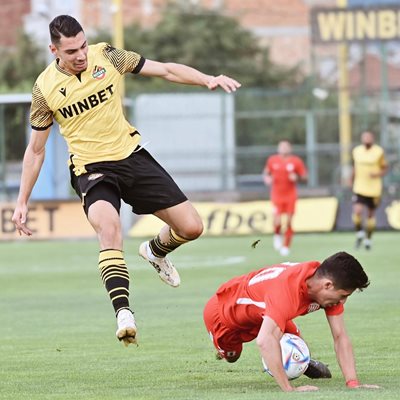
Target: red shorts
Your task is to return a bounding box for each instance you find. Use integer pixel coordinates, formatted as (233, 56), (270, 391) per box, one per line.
(203, 295), (301, 361)
(272, 197), (297, 215)
(203, 295), (243, 361)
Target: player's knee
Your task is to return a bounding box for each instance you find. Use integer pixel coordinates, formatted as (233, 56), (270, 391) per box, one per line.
(180, 219), (203, 240)
(225, 351), (241, 363)
(95, 219), (122, 247)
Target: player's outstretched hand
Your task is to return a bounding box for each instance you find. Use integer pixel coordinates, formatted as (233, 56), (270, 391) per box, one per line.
(294, 385), (319, 392)
(207, 74), (241, 93)
(11, 204), (33, 236)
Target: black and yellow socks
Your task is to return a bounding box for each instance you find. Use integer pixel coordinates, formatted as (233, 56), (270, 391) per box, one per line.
(148, 228), (189, 258)
(98, 249), (130, 316)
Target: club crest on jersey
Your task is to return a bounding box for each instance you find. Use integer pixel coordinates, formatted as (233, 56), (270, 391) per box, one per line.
(307, 303), (320, 313)
(92, 65), (106, 80)
(87, 173), (104, 181)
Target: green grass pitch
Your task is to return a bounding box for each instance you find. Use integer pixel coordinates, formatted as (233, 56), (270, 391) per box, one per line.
(1, 232), (398, 399)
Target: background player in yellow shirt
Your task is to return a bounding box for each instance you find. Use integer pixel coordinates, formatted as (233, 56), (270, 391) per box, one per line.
(11, 15), (241, 346)
(351, 131), (388, 250)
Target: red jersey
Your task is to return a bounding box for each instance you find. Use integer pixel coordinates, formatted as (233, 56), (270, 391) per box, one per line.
(265, 155), (307, 200)
(216, 261), (343, 342)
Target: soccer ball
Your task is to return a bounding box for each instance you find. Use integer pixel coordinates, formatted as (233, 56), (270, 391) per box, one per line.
(262, 333), (310, 380)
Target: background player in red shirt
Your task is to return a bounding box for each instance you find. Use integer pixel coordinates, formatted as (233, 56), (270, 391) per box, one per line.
(263, 140), (307, 256)
(203, 252), (380, 392)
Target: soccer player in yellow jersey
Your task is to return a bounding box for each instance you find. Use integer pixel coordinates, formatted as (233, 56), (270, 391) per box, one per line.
(351, 131), (387, 250)
(11, 15), (241, 346)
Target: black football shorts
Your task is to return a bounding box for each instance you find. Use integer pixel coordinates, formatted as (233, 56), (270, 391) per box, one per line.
(70, 147), (187, 215)
(352, 193), (380, 210)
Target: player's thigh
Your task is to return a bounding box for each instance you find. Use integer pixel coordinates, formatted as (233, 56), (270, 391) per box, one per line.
(286, 198), (297, 215)
(272, 201), (283, 215)
(88, 200), (121, 232)
(204, 296), (243, 362)
(85, 183), (123, 248)
(352, 193), (368, 214)
(121, 148), (188, 215)
(154, 200), (203, 239)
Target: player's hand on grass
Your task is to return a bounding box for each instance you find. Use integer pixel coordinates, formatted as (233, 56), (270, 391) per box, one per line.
(293, 385), (319, 392)
(11, 204), (33, 236)
(350, 384), (381, 389)
(207, 74), (241, 93)
(346, 380), (380, 389)
(359, 384), (380, 389)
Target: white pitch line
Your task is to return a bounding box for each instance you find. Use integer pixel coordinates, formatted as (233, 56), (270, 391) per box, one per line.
(0, 255), (247, 275)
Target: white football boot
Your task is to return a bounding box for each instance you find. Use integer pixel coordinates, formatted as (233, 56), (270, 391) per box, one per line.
(273, 234), (283, 251)
(355, 230), (365, 249)
(363, 238), (372, 250)
(139, 241), (181, 287)
(280, 246), (290, 257)
(116, 309), (137, 347)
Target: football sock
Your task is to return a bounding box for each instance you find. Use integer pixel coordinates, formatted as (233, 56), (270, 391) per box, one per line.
(284, 226), (293, 247)
(352, 213), (362, 231)
(366, 217), (376, 239)
(148, 228), (189, 258)
(98, 249), (131, 316)
(274, 225), (281, 235)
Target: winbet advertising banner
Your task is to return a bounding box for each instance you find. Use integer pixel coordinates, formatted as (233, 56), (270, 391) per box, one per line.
(2, 197), (400, 240)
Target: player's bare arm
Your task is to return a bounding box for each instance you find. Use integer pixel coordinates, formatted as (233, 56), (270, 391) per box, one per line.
(256, 316), (318, 392)
(12, 128), (51, 236)
(263, 170), (272, 186)
(139, 59), (241, 93)
(370, 161), (388, 178)
(327, 314), (380, 389)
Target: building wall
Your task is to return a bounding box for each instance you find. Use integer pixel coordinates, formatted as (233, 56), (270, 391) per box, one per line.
(0, 0), (31, 48)
(0, 0), (335, 70)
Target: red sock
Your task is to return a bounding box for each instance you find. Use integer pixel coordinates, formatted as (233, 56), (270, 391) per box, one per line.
(274, 225), (281, 235)
(284, 226), (293, 247)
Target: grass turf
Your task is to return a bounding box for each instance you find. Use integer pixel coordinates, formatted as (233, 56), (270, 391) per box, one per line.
(0, 232), (398, 399)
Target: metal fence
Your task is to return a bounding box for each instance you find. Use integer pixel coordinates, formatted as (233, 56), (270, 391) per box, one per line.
(1, 89), (400, 201)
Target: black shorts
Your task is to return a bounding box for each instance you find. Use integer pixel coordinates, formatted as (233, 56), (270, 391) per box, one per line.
(352, 193), (380, 210)
(70, 147), (187, 215)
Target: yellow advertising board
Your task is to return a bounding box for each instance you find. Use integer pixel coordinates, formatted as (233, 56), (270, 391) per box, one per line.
(129, 198), (339, 238)
(386, 200), (400, 230)
(2, 197), (399, 241)
(0, 201), (95, 240)
(311, 6), (400, 43)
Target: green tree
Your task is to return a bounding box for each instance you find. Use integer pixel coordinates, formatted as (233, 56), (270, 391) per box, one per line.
(0, 31), (46, 93)
(91, 3), (301, 93)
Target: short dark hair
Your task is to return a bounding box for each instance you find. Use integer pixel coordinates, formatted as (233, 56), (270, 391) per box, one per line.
(49, 15), (84, 45)
(316, 251), (370, 291)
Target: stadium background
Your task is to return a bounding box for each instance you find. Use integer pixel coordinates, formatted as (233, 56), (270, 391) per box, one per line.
(0, 2), (399, 399)
(1, 0), (400, 239)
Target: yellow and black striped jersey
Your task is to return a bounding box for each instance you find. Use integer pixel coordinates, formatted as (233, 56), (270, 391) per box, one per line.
(352, 144), (387, 197)
(30, 42), (145, 175)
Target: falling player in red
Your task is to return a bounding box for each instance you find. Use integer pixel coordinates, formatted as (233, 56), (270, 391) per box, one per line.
(204, 252), (380, 392)
(263, 140), (307, 256)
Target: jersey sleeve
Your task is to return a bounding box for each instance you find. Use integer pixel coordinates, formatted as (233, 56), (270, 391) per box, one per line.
(262, 283), (299, 332)
(30, 82), (53, 131)
(379, 149), (388, 169)
(265, 157), (272, 174)
(102, 43), (145, 74)
(324, 303), (344, 316)
(295, 157), (307, 177)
